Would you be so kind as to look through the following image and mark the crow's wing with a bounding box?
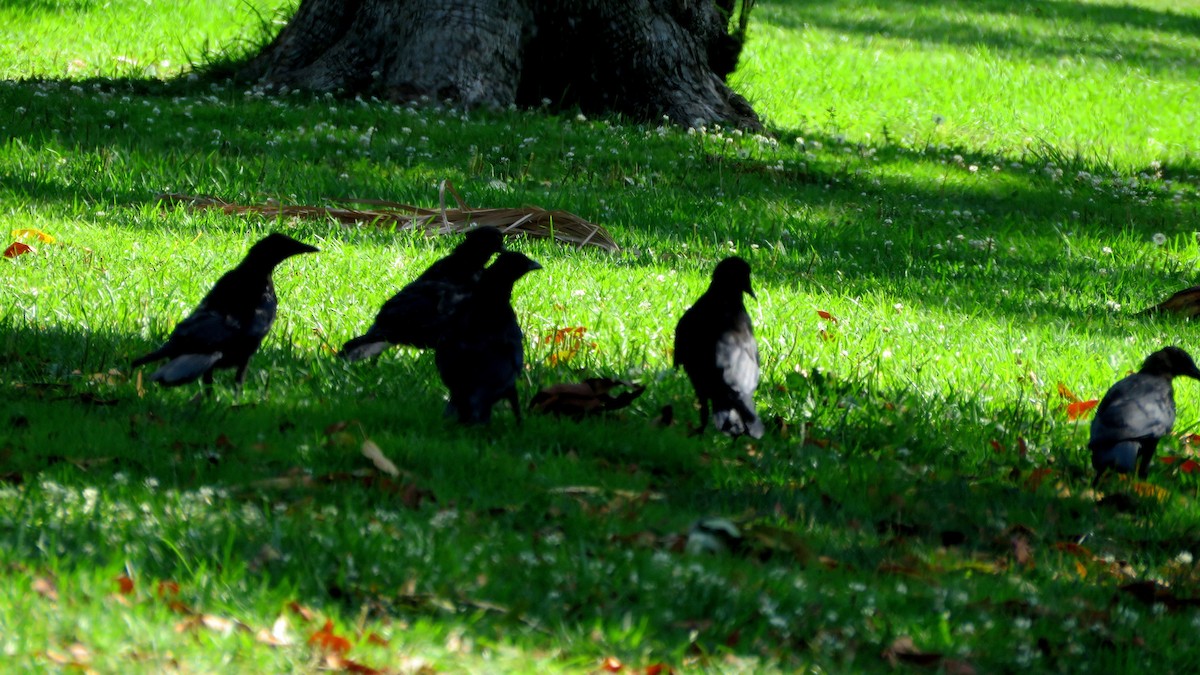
[1089,374,1175,449]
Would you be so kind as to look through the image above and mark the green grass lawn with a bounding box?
[4,0,1200,672]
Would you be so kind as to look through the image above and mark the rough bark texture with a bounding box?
[238,0,760,129]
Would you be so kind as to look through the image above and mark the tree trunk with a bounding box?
[236,0,761,130]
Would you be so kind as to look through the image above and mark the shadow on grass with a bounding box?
[5,318,1198,668]
[762,0,1200,74]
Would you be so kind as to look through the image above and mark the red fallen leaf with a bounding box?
[602,656,624,672]
[1053,542,1093,558]
[157,580,180,597]
[1025,467,1055,491]
[3,242,32,258]
[989,439,1003,453]
[309,619,352,654]
[816,310,838,323]
[1185,434,1200,446]
[116,575,135,595]
[1066,399,1099,421]
[1182,460,1200,474]
[645,664,674,675]
[1161,456,1179,465]
[1056,382,1080,402]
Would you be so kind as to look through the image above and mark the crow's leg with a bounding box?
[689,398,710,437]
[1136,439,1159,479]
[506,386,522,425]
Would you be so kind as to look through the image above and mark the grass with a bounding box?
[3,0,1200,672]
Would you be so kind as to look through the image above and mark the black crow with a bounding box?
[674,256,764,439]
[339,226,505,360]
[434,251,541,424]
[1090,346,1200,483]
[131,232,318,388]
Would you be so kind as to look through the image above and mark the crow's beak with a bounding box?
[529,260,544,271]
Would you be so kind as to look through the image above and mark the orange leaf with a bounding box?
[1185,434,1200,446]
[3,242,32,258]
[1183,460,1200,474]
[1075,559,1088,579]
[1056,382,1080,402]
[288,601,317,622]
[645,665,674,675]
[602,656,624,672]
[365,632,389,646]
[309,619,352,654]
[116,575,135,595]
[1066,399,1099,420]
[816,310,838,323]
[157,580,180,597]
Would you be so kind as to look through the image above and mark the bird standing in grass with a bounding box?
[131,232,319,388]
[674,256,764,439]
[435,251,541,425]
[1089,346,1200,484]
[339,226,505,360]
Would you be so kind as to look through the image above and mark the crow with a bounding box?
[674,256,764,439]
[131,232,318,388]
[434,251,541,424]
[339,226,505,360]
[1090,346,1200,484]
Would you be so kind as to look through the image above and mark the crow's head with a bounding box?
[249,232,319,266]
[1142,346,1200,380]
[712,256,755,299]
[456,226,506,259]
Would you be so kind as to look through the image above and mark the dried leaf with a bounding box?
[1182,459,1200,474]
[32,576,58,602]
[1011,535,1034,567]
[12,228,55,243]
[989,439,1003,453]
[1056,382,1080,403]
[530,378,645,419]
[256,615,295,646]
[1132,480,1169,501]
[157,580,180,597]
[361,439,399,477]
[601,656,624,672]
[323,654,383,674]
[815,309,838,323]
[3,242,32,258]
[289,601,317,622]
[881,636,942,667]
[1066,399,1099,420]
[645,663,674,675]
[156,183,620,252]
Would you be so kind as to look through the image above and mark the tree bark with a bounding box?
[236,0,760,130]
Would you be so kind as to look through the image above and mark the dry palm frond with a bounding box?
[155,181,619,252]
[1143,285,1200,317]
